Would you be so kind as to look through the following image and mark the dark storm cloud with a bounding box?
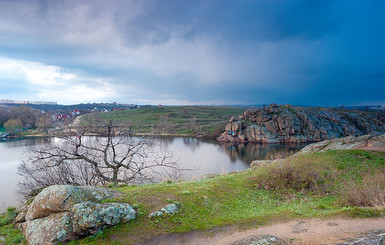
[0,0,384,105]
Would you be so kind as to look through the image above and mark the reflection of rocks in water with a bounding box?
[221,142,309,164]
[182,137,201,152]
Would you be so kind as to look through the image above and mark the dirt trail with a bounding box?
[143,217,385,245]
[354,145,385,152]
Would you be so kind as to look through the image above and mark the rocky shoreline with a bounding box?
[250,133,385,168]
[218,104,385,144]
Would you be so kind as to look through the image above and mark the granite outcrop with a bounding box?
[218,104,385,143]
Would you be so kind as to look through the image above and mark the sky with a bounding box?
[0,0,384,106]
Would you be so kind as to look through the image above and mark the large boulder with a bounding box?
[21,212,74,245]
[26,185,122,220]
[72,202,135,236]
[17,185,135,245]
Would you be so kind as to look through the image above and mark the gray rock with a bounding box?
[71,202,136,235]
[295,134,384,156]
[26,185,121,220]
[18,185,134,245]
[149,203,179,217]
[149,211,164,217]
[231,234,287,245]
[335,229,385,245]
[14,205,28,223]
[218,104,385,143]
[161,203,179,215]
[21,212,74,245]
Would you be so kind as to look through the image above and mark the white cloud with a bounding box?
[0,56,114,104]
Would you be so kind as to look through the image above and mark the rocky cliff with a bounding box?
[218,104,385,143]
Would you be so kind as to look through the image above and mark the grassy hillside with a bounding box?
[1,149,384,245]
[83,106,245,137]
[69,150,385,244]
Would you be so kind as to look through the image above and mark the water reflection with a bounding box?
[0,136,308,212]
[220,142,309,164]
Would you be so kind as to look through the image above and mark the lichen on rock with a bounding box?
[71,202,136,235]
[25,185,122,220]
[149,203,179,217]
[16,185,135,245]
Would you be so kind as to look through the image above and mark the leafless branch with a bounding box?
[18,115,180,198]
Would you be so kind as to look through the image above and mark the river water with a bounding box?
[0,136,307,212]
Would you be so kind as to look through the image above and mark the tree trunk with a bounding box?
[112,169,119,186]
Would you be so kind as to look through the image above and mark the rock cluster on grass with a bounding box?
[335,229,385,245]
[149,203,179,217]
[231,234,287,245]
[249,133,385,168]
[295,133,385,155]
[15,185,136,245]
[218,103,385,143]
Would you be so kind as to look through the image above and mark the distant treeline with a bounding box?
[1,103,152,112]
[0,105,45,132]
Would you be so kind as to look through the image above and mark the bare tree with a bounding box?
[18,116,179,196]
[36,113,53,133]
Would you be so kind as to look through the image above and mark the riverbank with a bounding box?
[11,130,212,139]
[1,147,384,244]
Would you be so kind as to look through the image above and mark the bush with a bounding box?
[265,150,292,160]
[252,155,334,193]
[348,207,383,217]
[341,170,385,207]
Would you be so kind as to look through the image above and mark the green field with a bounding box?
[83,106,246,137]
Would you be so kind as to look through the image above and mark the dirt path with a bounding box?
[69,115,82,127]
[143,217,385,245]
[354,145,385,152]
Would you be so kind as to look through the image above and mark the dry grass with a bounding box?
[265,150,293,160]
[341,170,385,207]
[252,155,334,193]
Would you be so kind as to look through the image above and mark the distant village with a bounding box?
[0,99,57,105]
[0,99,153,123]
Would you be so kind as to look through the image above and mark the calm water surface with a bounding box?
[0,136,307,212]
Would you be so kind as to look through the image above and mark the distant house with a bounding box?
[71,110,80,117]
[53,113,69,121]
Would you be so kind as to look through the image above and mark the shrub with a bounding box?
[253,155,334,193]
[265,150,292,160]
[341,170,385,207]
[0,207,18,227]
[11,234,25,244]
[345,207,383,218]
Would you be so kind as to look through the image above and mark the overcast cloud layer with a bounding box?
[0,0,384,106]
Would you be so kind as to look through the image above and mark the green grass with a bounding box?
[0,207,26,245]
[82,106,245,137]
[66,149,385,244]
[3,149,385,245]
